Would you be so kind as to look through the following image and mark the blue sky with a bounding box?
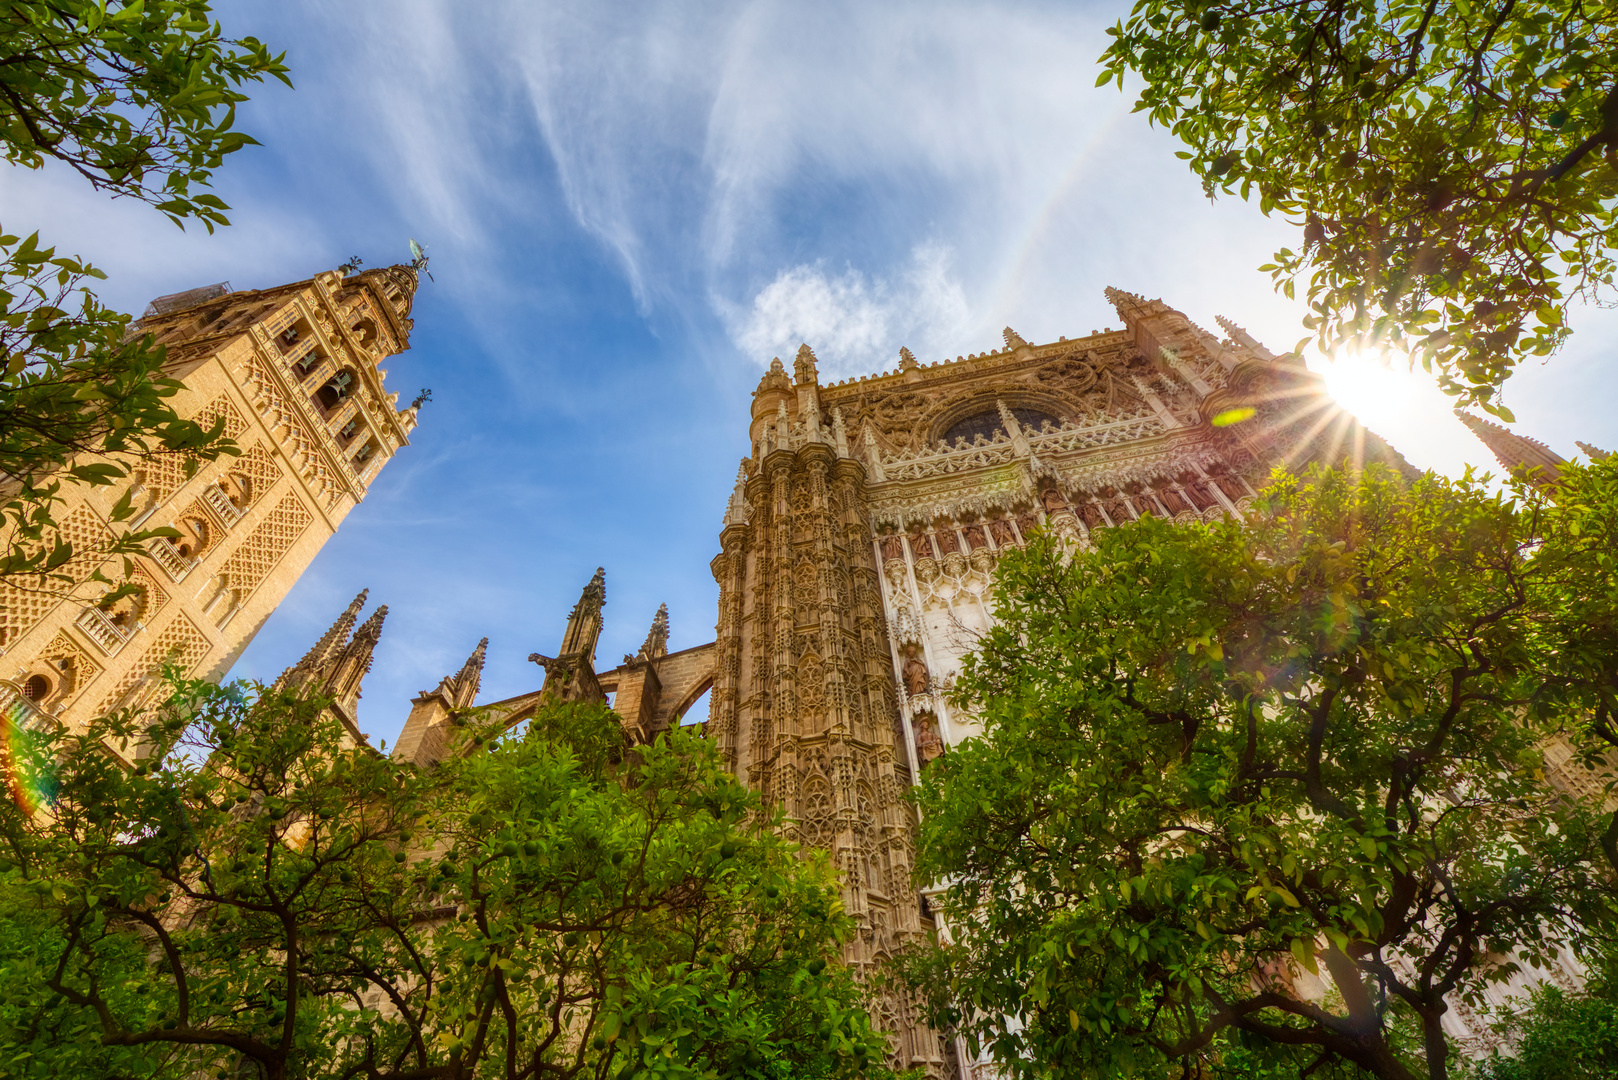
[5,1,1615,746]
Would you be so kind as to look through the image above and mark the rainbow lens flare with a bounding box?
[1,703,57,814]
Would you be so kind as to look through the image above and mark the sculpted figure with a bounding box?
[963,524,988,550]
[880,535,905,562]
[903,653,930,697]
[914,714,944,765]
[989,518,1015,546]
[934,529,960,556]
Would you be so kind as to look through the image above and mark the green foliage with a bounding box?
[0,681,895,1080]
[1099,0,1618,411]
[1470,959,1618,1080]
[900,462,1618,1080]
[0,0,291,228]
[0,0,283,595]
[0,231,237,590]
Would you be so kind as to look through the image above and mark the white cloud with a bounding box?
[727,243,971,377]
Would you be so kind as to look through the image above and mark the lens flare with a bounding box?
[1,703,57,814]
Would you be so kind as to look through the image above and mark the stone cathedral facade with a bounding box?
[382,286,1416,1076]
[0,264,423,749]
[705,288,1407,1075]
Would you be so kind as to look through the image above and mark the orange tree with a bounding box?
[1099,0,1618,412]
[0,0,291,592]
[0,684,893,1080]
[900,462,1618,1080]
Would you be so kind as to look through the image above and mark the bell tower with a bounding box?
[0,263,424,745]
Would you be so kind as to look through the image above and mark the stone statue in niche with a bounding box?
[963,524,988,550]
[1160,487,1192,515]
[914,713,944,765]
[902,649,930,697]
[934,529,960,556]
[880,535,905,562]
[910,533,936,560]
[989,518,1016,546]
[1040,486,1068,513]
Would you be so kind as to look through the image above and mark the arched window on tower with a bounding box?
[22,674,50,703]
[314,369,355,414]
[173,517,211,561]
[219,473,253,511]
[351,316,379,349]
[295,347,327,380]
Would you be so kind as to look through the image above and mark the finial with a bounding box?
[724,460,751,526]
[862,424,887,482]
[1577,441,1612,461]
[831,407,849,457]
[1002,327,1028,350]
[997,399,1031,456]
[794,343,819,385]
[754,357,792,397]
[354,604,388,641]
[899,347,918,371]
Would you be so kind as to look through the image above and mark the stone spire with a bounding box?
[1456,411,1565,484]
[274,589,367,691]
[559,568,607,662]
[724,461,751,526]
[638,604,669,661]
[1002,326,1028,350]
[444,637,487,709]
[1214,315,1279,361]
[1577,441,1612,462]
[324,604,387,716]
[530,568,609,704]
[272,593,386,744]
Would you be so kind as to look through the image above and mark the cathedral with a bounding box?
[7,262,1607,1072]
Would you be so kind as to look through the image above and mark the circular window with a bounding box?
[941,407,1060,447]
[22,674,50,702]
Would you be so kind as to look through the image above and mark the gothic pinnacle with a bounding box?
[1577,441,1612,461]
[794,343,819,385]
[275,589,368,690]
[639,603,669,661]
[1456,411,1566,484]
